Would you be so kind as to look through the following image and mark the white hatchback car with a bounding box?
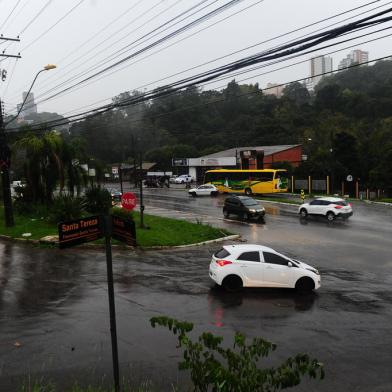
[188,184,218,197]
[174,174,193,184]
[209,244,320,292]
[299,197,353,221]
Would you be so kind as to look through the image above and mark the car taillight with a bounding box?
[216,260,232,267]
[348,203,352,207]
[334,205,343,209]
[275,184,277,189]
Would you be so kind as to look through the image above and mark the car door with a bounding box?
[308,200,323,215]
[261,252,294,287]
[235,251,263,286]
[230,199,241,215]
[196,185,208,195]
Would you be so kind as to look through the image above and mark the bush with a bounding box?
[111,206,134,220]
[49,194,85,223]
[151,316,324,391]
[84,186,112,215]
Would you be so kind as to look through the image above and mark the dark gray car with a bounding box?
[223,195,265,221]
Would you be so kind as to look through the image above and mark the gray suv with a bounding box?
[223,195,265,221]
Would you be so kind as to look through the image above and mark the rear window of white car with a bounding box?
[215,248,230,258]
[237,251,260,262]
[334,200,348,206]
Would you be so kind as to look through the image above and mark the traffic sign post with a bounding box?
[121,192,137,210]
[58,212,137,392]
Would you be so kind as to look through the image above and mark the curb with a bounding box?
[0,233,240,251]
[140,234,241,250]
[363,200,392,207]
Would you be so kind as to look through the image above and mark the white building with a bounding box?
[264,83,284,98]
[16,92,37,118]
[338,49,369,70]
[309,56,333,89]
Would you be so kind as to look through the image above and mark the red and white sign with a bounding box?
[121,192,137,211]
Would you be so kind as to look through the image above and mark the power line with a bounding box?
[5,0,178,101]
[9,54,391,134]
[0,0,23,31]
[21,0,87,52]
[1,0,30,33]
[19,0,53,35]
[7,6,392,130]
[28,0,199,98]
[30,0,242,104]
[25,0,389,109]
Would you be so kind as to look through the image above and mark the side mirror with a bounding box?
[288,262,293,267]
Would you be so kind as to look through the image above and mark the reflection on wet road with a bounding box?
[0,189,392,391]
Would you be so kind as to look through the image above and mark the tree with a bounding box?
[151,316,324,392]
[282,82,310,106]
[13,131,64,203]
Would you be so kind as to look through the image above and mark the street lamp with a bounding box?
[8,64,57,123]
[0,64,57,227]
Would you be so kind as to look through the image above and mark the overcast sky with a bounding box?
[0,0,391,118]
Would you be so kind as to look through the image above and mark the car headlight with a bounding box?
[306,267,320,275]
[249,209,256,213]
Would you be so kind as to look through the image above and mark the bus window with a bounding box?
[250,172,273,182]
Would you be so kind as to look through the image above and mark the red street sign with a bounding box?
[121,192,137,210]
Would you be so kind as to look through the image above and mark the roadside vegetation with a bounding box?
[17,316,324,392]
[0,195,231,247]
[5,60,392,199]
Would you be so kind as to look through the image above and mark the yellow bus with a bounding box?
[204,169,288,195]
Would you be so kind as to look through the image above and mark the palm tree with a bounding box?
[61,138,88,196]
[13,131,64,204]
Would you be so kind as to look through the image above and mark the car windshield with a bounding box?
[242,199,259,206]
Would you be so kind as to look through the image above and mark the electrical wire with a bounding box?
[0,0,30,33]
[39,0,264,115]
[26,0,390,108]
[0,0,23,31]
[7,6,392,128]
[21,0,87,52]
[3,0,392,121]
[59,30,392,120]
[7,54,391,133]
[30,0,243,104]
[19,0,53,35]
[28,0,203,97]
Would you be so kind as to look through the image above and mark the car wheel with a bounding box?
[326,211,335,221]
[257,215,265,223]
[244,187,252,196]
[191,192,196,197]
[211,191,218,197]
[222,275,243,292]
[300,208,308,218]
[242,212,249,220]
[295,277,315,293]
[223,209,230,218]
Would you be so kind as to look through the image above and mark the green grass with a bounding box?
[0,207,231,247]
[132,212,230,247]
[379,198,392,203]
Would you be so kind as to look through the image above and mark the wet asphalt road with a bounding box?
[1,188,392,391]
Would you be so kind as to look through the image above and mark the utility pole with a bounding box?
[138,149,145,229]
[0,35,21,227]
[0,101,14,226]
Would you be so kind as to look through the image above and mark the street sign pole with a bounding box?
[103,215,120,392]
